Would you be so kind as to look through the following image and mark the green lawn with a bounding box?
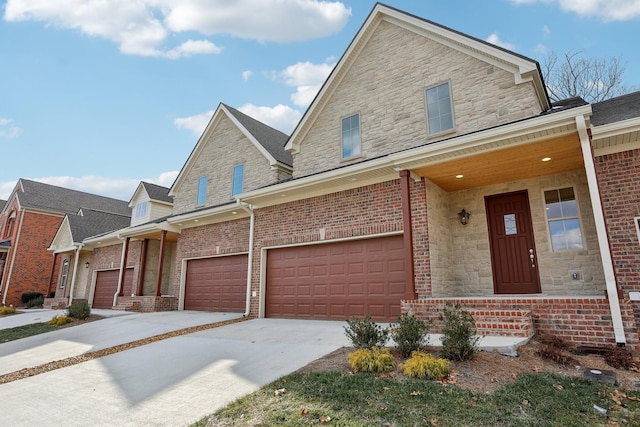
[195,371,640,426]
[0,322,60,343]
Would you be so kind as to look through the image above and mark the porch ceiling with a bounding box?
[413,134,584,191]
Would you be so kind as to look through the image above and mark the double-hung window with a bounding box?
[232,164,244,196]
[544,187,584,251]
[425,82,455,135]
[341,113,361,159]
[196,176,207,206]
[135,202,148,218]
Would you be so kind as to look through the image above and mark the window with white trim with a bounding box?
[232,164,244,196]
[425,82,454,135]
[59,259,69,288]
[196,176,207,206]
[544,187,584,251]
[341,113,361,159]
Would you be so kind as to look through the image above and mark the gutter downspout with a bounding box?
[576,114,627,346]
[113,236,129,307]
[239,202,255,317]
[67,244,83,305]
[2,210,25,306]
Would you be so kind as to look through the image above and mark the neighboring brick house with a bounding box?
[64,4,639,349]
[0,179,130,307]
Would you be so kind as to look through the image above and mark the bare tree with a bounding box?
[541,50,632,103]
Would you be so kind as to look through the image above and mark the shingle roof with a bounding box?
[591,91,640,126]
[222,103,293,166]
[141,182,172,203]
[17,179,131,217]
[68,209,131,242]
[0,199,5,212]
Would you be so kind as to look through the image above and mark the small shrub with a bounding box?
[536,345,577,366]
[0,306,16,315]
[605,347,635,370]
[348,347,396,373]
[439,303,480,361]
[344,315,389,349]
[48,315,74,326]
[536,334,571,350]
[21,291,44,307]
[391,313,431,357]
[402,351,451,380]
[25,295,44,308]
[67,300,91,320]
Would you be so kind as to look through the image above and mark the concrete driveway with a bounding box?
[0,311,349,427]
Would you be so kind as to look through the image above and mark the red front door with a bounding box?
[485,191,541,294]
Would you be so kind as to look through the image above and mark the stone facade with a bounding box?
[172,113,286,215]
[292,20,542,178]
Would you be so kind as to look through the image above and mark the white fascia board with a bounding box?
[82,230,122,246]
[48,244,80,254]
[166,201,246,225]
[591,117,640,140]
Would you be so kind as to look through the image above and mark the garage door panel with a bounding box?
[184,255,247,312]
[93,269,134,309]
[266,235,405,321]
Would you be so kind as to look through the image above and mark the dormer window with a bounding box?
[135,202,148,218]
[232,164,244,196]
[341,113,361,159]
[425,82,455,135]
[196,176,207,206]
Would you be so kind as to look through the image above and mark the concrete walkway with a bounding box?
[0,317,349,427]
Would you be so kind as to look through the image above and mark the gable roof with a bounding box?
[285,2,549,153]
[12,179,131,217]
[0,199,5,212]
[141,182,172,203]
[68,209,132,242]
[591,91,640,126]
[169,103,292,197]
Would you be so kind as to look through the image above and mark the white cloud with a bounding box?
[0,181,17,200]
[485,33,516,51]
[3,0,350,58]
[542,25,551,37]
[510,0,640,21]
[534,43,548,54]
[174,110,215,136]
[280,61,335,107]
[0,118,22,138]
[238,104,302,134]
[163,0,351,42]
[242,70,253,81]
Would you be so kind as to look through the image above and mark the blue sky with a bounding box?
[1,0,639,201]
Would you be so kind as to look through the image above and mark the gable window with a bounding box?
[232,164,244,196]
[425,82,454,135]
[59,259,69,289]
[4,211,16,238]
[135,202,148,218]
[341,113,361,159]
[196,176,207,206]
[544,187,584,251]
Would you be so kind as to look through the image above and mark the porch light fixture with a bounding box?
[458,209,470,225]
[85,261,90,269]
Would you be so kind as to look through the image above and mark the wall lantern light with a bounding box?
[458,209,471,225]
[85,261,90,269]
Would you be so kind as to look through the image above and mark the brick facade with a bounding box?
[595,148,640,328]
[0,208,63,307]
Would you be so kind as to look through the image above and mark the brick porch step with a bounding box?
[467,309,534,338]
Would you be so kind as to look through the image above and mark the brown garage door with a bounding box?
[266,235,405,321]
[93,269,134,309]
[184,255,247,311]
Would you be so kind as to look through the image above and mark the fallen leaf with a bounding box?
[411,391,422,396]
[553,384,563,391]
[301,409,309,416]
[512,373,517,379]
[532,366,541,372]
[430,418,438,426]
[610,404,622,412]
[522,400,529,406]
[274,388,287,396]
[320,415,331,423]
